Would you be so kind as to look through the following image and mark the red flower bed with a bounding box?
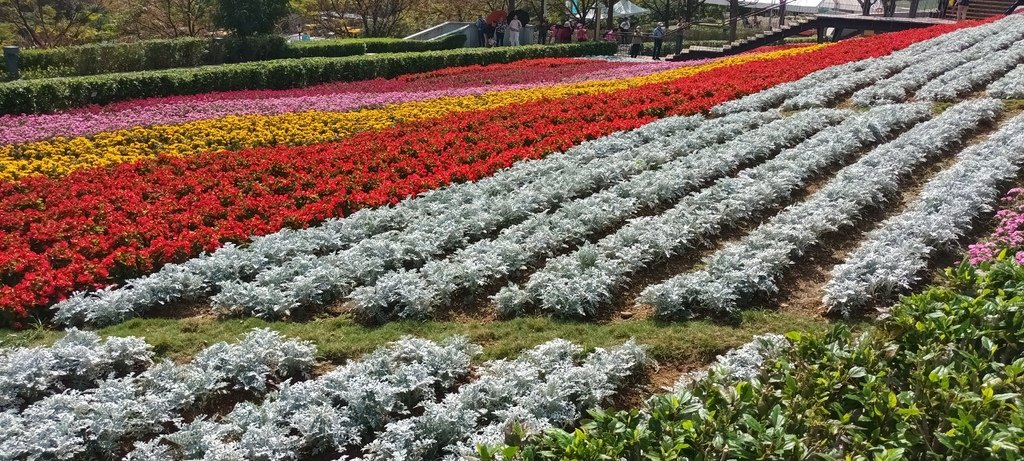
[0,22,978,322]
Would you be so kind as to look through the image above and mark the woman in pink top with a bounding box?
[575,23,588,41]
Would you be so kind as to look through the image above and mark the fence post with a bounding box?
[3,46,18,81]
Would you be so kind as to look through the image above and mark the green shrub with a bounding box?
[284,40,367,59]
[13,35,470,79]
[0,42,616,114]
[213,0,290,36]
[221,35,288,63]
[19,38,211,78]
[488,254,1024,459]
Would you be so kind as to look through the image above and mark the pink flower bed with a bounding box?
[0,58,699,145]
[968,187,1024,265]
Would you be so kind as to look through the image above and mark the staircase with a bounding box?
[674,16,816,60]
[671,13,955,61]
[941,0,1017,19]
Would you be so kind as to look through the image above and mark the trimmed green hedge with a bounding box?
[14,35,469,80]
[0,41,616,114]
[288,34,468,57]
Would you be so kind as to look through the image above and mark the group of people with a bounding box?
[474,13,669,60]
[475,15,524,47]
[625,21,667,60]
[544,20,591,44]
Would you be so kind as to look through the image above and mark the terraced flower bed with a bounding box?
[2,14,1024,460]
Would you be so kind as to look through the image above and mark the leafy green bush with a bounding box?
[13,35,470,79]
[283,40,367,59]
[488,253,1024,460]
[213,0,290,36]
[0,42,616,114]
[19,38,211,78]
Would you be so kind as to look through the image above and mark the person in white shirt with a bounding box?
[508,17,523,46]
[651,22,665,60]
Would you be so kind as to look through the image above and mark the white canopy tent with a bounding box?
[577,0,650,20]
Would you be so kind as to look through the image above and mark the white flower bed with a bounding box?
[507,103,931,319]
[0,329,316,460]
[207,112,772,320]
[0,329,152,411]
[0,330,644,461]
[363,339,647,461]
[916,38,1024,101]
[988,63,1024,99]
[823,112,1024,316]
[850,17,1019,106]
[673,334,788,390]
[127,336,479,460]
[779,58,907,110]
[641,98,1002,319]
[714,15,1014,115]
[349,109,849,322]
[709,62,861,115]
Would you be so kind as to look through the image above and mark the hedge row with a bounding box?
[288,35,467,57]
[15,35,468,79]
[0,41,616,115]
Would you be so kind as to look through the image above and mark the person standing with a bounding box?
[538,18,549,44]
[484,21,496,46]
[575,23,588,42]
[619,18,631,44]
[651,22,665,60]
[496,20,507,46]
[955,0,970,19]
[476,15,487,47]
[630,27,643,58]
[508,16,522,45]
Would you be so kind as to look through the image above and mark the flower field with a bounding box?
[0,19,977,320]
[3,13,1024,459]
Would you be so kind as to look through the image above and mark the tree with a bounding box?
[407,0,500,25]
[635,0,706,23]
[213,0,289,35]
[565,0,601,24]
[298,0,413,37]
[348,0,414,36]
[110,0,213,38]
[0,0,106,47]
[601,0,613,31]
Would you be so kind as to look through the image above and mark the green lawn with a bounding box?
[0,310,838,366]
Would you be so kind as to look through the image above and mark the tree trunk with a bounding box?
[605,0,615,32]
[729,0,738,42]
[909,0,919,16]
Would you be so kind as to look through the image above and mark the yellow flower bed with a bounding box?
[0,45,826,182]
